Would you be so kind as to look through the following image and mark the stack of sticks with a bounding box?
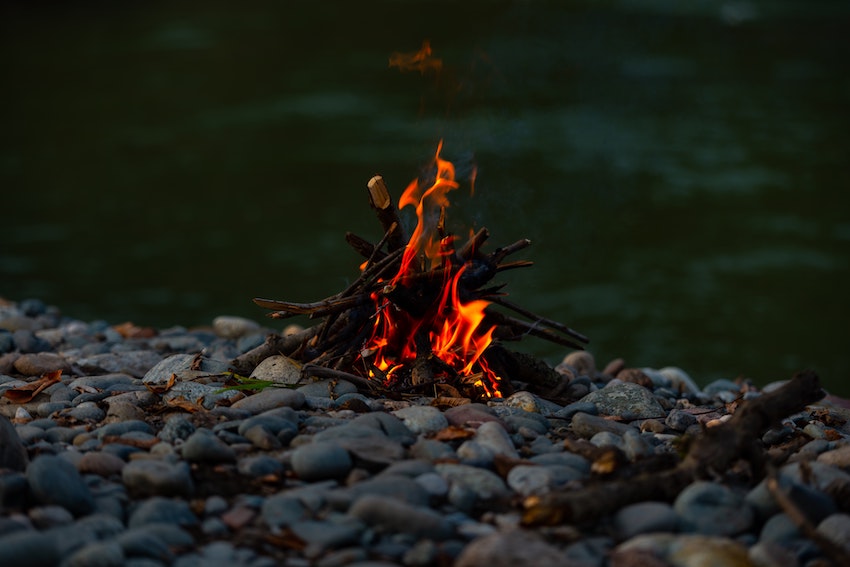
[234,175,588,398]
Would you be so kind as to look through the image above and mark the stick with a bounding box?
[368,175,406,251]
[301,363,382,394]
[485,310,588,350]
[489,296,589,344]
[490,238,532,264]
[253,295,372,318]
[766,466,850,565]
[345,232,386,261]
[459,227,489,261]
[229,327,320,376]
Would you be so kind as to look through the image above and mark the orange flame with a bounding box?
[361,142,501,398]
[389,40,443,75]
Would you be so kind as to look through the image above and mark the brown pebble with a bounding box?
[617,368,654,388]
[221,505,256,530]
[602,358,626,378]
[78,452,127,477]
[562,351,596,377]
[640,419,666,434]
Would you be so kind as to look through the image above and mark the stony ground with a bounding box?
[1,297,849,567]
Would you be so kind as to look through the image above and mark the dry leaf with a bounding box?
[2,369,63,403]
[145,373,178,395]
[165,396,205,413]
[431,425,475,441]
[431,396,471,409]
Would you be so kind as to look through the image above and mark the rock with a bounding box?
[249,354,302,385]
[562,351,596,377]
[26,455,95,516]
[212,315,261,339]
[0,530,61,567]
[77,451,127,477]
[261,494,308,529]
[570,412,637,438]
[291,441,353,481]
[817,513,850,553]
[141,353,229,386]
[127,496,198,529]
[455,528,567,567]
[349,494,454,539]
[435,463,509,503]
[674,481,754,536]
[506,464,583,497]
[180,429,236,463]
[65,541,125,567]
[392,405,448,435]
[76,350,163,378]
[297,378,358,398]
[229,387,305,413]
[0,414,28,471]
[579,382,665,419]
[122,460,194,498]
[12,352,71,376]
[472,420,519,459]
[444,404,503,428]
[614,501,679,540]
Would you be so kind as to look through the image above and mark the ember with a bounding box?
[246,142,588,401]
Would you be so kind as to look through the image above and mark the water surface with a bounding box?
[3,1,848,394]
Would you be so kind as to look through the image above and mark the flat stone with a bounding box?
[180,429,236,463]
[349,494,454,540]
[570,412,638,439]
[392,405,449,435]
[578,382,665,419]
[12,352,72,376]
[76,350,163,378]
[229,387,305,413]
[614,501,679,540]
[127,496,198,529]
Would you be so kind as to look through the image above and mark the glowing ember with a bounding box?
[360,142,501,397]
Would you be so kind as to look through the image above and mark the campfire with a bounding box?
[239,142,588,401]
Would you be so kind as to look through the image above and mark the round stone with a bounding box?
[290,441,353,481]
[26,455,95,516]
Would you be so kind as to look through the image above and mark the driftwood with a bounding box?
[522,370,826,526]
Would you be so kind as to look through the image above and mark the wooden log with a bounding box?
[521,370,826,526]
[367,175,407,251]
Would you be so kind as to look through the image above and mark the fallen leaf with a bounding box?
[145,373,178,395]
[2,369,63,403]
[431,425,475,441]
[164,396,205,413]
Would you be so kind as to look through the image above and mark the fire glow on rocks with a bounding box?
[249,140,589,401]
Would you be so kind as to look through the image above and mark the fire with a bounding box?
[360,142,501,398]
[389,40,442,75]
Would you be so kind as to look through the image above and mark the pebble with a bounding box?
[1,297,848,567]
[27,454,95,516]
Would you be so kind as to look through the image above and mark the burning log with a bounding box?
[242,143,589,400]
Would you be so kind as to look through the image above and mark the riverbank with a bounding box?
[1,297,849,566]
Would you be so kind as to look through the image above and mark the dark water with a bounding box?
[3,1,849,395]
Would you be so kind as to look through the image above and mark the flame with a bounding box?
[360,142,501,398]
[389,40,442,75]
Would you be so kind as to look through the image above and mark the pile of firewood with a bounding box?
[231,171,588,401]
